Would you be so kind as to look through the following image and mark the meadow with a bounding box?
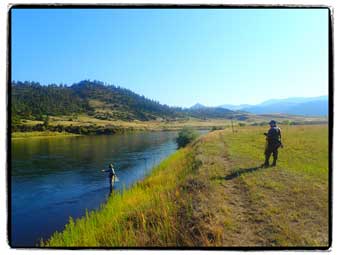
[43,124,329,247]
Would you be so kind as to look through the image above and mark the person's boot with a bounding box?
[263,158,270,168]
[271,158,277,167]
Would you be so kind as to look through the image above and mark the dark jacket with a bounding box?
[266,126,282,148]
[104,167,116,178]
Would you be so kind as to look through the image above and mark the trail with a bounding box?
[184,132,272,246]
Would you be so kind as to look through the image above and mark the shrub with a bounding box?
[176,127,199,148]
[211,126,223,132]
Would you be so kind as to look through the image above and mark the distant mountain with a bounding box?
[258,96,328,106]
[188,103,238,119]
[190,103,206,110]
[282,100,328,116]
[241,96,328,116]
[219,104,252,111]
[187,106,234,119]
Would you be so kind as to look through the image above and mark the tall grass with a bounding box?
[43,147,198,247]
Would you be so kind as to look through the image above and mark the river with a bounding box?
[10,130,207,247]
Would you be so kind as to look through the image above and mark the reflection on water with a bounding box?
[11,131,195,247]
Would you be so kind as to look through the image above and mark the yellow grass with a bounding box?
[11,131,81,139]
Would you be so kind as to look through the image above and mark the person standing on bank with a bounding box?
[263,120,283,167]
[101,163,116,190]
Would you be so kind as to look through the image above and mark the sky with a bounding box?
[11,8,329,107]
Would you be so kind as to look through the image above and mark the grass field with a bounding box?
[43,124,329,247]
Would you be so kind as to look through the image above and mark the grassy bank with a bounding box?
[12,117,229,138]
[11,131,81,139]
[43,124,329,247]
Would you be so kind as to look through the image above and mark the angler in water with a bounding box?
[263,120,283,167]
[101,163,117,191]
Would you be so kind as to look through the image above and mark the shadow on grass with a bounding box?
[212,165,264,181]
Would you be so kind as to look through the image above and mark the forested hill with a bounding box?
[11,80,236,121]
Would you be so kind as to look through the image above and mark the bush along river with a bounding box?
[10,130,207,247]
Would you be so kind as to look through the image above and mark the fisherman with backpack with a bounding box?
[263,120,283,167]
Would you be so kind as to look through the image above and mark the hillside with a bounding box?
[43,125,328,247]
[11,80,238,123]
[12,80,183,122]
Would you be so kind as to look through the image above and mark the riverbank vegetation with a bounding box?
[43,124,329,247]
[176,127,199,148]
[11,131,81,139]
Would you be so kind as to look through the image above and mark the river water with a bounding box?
[11,131,206,247]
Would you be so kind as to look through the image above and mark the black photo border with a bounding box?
[6,3,334,251]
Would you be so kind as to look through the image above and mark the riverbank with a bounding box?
[43,125,329,247]
[12,117,229,138]
[11,131,82,139]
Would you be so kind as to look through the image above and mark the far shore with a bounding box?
[11,131,82,139]
[11,117,230,139]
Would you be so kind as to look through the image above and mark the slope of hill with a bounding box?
[70,80,184,121]
[11,81,91,118]
[12,80,184,121]
[11,80,239,123]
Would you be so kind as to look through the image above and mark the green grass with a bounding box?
[224,125,328,179]
[11,131,80,139]
[42,124,329,247]
[219,125,329,246]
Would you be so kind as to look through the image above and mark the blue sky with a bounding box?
[11,8,329,107]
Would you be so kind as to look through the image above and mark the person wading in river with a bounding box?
[263,120,283,167]
[101,163,116,190]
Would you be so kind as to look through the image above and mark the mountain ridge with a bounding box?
[219,95,328,116]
